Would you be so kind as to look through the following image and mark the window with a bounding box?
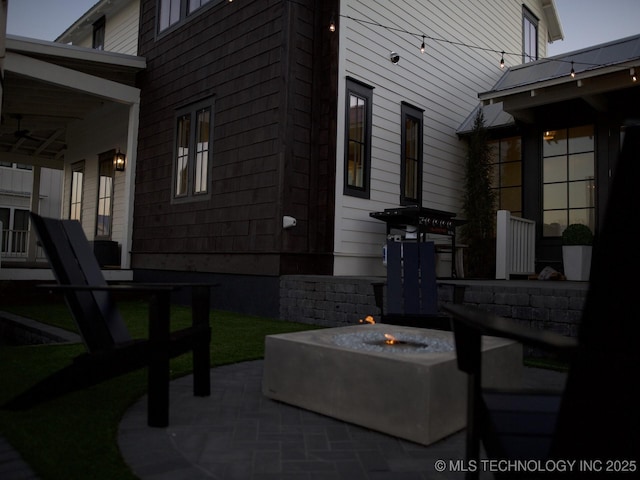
[70,163,84,221]
[92,16,105,50]
[173,98,214,201]
[489,136,522,216]
[542,125,596,237]
[158,0,214,32]
[523,7,538,63]
[96,152,115,238]
[344,79,373,198]
[400,103,423,205]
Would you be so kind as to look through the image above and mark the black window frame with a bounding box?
[522,6,539,63]
[400,102,424,206]
[70,161,85,221]
[92,16,105,50]
[96,150,115,239]
[171,97,215,203]
[157,0,220,34]
[344,78,373,199]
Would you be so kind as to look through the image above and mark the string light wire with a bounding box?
[336,13,619,73]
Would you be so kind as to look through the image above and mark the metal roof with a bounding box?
[457,102,515,135]
[480,33,640,101]
[457,34,640,132]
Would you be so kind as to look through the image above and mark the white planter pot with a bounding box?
[562,245,592,281]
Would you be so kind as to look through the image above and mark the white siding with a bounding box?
[104,0,140,55]
[67,0,139,55]
[334,0,552,276]
[0,167,62,218]
[63,102,130,246]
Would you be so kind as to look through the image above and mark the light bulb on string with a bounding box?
[500,51,505,69]
[329,15,336,32]
[420,35,426,54]
[570,61,576,78]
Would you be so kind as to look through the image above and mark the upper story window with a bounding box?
[172,98,214,202]
[523,7,538,63]
[400,102,423,206]
[344,78,373,199]
[158,0,214,32]
[92,16,105,50]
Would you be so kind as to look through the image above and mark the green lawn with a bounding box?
[0,301,321,480]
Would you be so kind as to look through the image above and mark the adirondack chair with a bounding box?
[443,124,640,478]
[3,213,212,427]
[374,240,452,330]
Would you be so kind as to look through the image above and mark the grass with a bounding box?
[0,301,322,480]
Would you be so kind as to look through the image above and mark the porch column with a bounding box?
[120,101,140,269]
[27,165,42,262]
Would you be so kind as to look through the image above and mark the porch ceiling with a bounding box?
[0,35,145,170]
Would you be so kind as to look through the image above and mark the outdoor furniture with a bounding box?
[3,213,212,427]
[374,240,452,330]
[444,304,577,478]
[443,124,640,478]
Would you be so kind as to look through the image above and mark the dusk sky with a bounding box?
[6,0,640,56]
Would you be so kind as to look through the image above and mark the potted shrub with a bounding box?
[561,224,593,281]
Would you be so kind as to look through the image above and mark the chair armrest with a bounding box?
[36,283,218,293]
[37,284,177,293]
[443,304,578,355]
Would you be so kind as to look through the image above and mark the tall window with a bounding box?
[489,136,522,216]
[96,152,114,238]
[523,7,538,63]
[173,99,214,201]
[158,0,214,32]
[344,79,373,198]
[400,103,423,205]
[542,125,595,237]
[92,16,105,50]
[70,163,84,221]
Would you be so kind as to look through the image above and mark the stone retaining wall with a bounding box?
[280,275,588,337]
[458,282,587,337]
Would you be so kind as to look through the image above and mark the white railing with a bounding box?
[1,228,44,260]
[495,210,536,279]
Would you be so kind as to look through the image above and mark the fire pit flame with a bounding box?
[359,315,376,324]
[384,333,397,345]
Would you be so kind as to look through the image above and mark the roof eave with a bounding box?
[5,34,146,70]
[479,60,639,104]
[542,0,564,42]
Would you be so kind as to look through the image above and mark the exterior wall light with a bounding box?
[114,149,126,172]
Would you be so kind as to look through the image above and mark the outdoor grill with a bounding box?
[369,205,466,277]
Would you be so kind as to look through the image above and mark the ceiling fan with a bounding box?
[12,115,39,141]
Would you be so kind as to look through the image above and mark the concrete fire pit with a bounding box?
[263,324,522,446]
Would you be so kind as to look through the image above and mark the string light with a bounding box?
[631,68,637,82]
[332,13,613,72]
[420,35,426,54]
[329,14,336,33]
[570,61,576,78]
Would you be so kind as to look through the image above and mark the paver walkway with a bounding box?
[119,360,567,480]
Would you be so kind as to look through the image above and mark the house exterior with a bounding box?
[132,0,563,316]
[0,0,143,275]
[460,34,640,269]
